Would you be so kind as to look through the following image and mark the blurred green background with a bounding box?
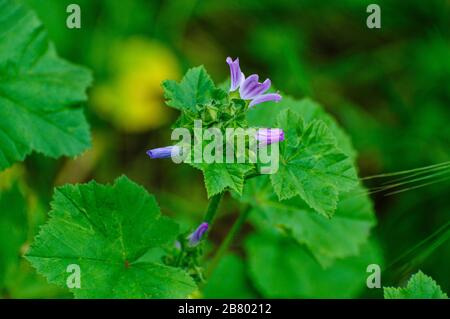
[1,0,449,298]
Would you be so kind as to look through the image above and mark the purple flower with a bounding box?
[187,222,209,247]
[146,146,180,159]
[226,56,282,107]
[256,128,285,146]
[226,57,244,92]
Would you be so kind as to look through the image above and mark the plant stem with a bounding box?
[206,205,251,278]
[203,193,223,224]
[176,194,223,267]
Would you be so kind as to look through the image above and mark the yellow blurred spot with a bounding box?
[91,38,180,132]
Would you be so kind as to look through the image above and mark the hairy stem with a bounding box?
[206,205,251,278]
[203,193,223,224]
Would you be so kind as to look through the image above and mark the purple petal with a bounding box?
[240,76,272,100]
[146,146,180,159]
[256,128,285,146]
[226,57,244,92]
[187,222,209,246]
[239,74,259,99]
[246,79,271,99]
[249,93,282,107]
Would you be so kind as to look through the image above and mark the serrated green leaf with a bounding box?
[0,0,92,171]
[270,109,358,217]
[191,162,253,198]
[203,254,258,299]
[240,176,376,267]
[246,231,382,298]
[162,66,216,112]
[247,96,356,160]
[384,271,448,299]
[26,176,196,298]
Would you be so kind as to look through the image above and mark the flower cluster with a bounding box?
[147,58,285,159]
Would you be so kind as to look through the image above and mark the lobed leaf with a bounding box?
[162,66,216,112]
[247,96,356,160]
[26,176,196,298]
[270,109,358,217]
[384,271,448,299]
[0,0,92,171]
[241,176,376,267]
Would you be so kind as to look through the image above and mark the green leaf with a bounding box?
[203,254,258,299]
[26,176,196,298]
[246,231,382,298]
[0,184,27,287]
[384,271,448,299]
[0,0,92,171]
[247,96,356,160]
[191,162,253,198]
[162,66,216,112]
[241,176,376,267]
[270,109,358,217]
